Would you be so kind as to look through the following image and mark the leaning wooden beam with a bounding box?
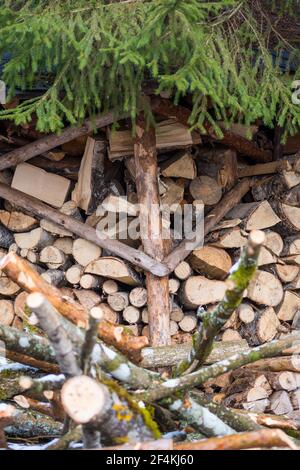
[150,96,272,163]
[137,332,300,402]
[164,178,253,272]
[0,111,127,171]
[0,183,169,277]
[175,231,264,375]
[175,429,297,450]
[134,113,171,346]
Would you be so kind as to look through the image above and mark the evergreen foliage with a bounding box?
[0,0,299,137]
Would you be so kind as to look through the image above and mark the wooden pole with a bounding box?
[134,113,171,346]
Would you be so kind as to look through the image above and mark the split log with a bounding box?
[134,113,170,346]
[0,110,123,170]
[15,227,54,250]
[85,257,141,286]
[0,275,21,296]
[160,151,196,180]
[160,177,185,207]
[240,307,280,346]
[72,137,109,214]
[264,230,284,256]
[275,264,299,283]
[209,227,247,249]
[39,246,69,270]
[164,178,253,272]
[73,290,101,311]
[0,299,14,325]
[237,303,255,324]
[277,291,300,322]
[40,200,82,237]
[226,201,280,231]
[266,371,299,392]
[238,160,290,178]
[129,287,148,308]
[107,292,129,312]
[274,202,300,235]
[269,391,293,415]
[0,183,169,277]
[222,329,243,342]
[180,276,226,309]
[188,246,232,280]
[189,176,222,206]
[246,270,284,307]
[12,163,71,208]
[53,237,74,255]
[0,210,38,233]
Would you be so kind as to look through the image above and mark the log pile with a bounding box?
[0,100,300,450]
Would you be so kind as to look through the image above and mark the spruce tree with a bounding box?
[0,0,299,139]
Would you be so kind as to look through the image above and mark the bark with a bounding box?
[137,332,300,402]
[26,293,82,377]
[134,112,170,346]
[4,408,62,439]
[139,340,249,368]
[46,426,82,450]
[175,231,264,375]
[175,429,296,450]
[0,183,169,277]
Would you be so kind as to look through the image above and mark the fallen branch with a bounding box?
[0,184,169,277]
[0,111,127,171]
[175,230,264,375]
[175,429,297,450]
[137,332,300,402]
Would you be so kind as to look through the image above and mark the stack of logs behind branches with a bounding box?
[0,96,300,449]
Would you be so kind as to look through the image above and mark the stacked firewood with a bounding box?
[0,109,300,442]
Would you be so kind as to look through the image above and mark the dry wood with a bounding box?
[73,289,101,311]
[72,137,108,214]
[72,238,102,267]
[0,183,169,277]
[85,256,141,286]
[134,113,171,346]
[266,371,299,392]
[0,299,14,325]
[189,176,222,206]
[66,264,84,285]
[102,279,119,295]
[226,201,280,231]
[40,200,82,237]
[246,270,284,307]
[123,306,141,324]
[240,307,280,346]
[188,246,232,280]
[41,270,65,287]
[160,151,196,180]
[277,291,300,322]
[39,246,69,270]
[269,391,293,415]
[209,227,247,249]
[275,264,299,283]
[290,389,300,410]
[264,230,284,256]
[129,287,148,308]
[108,119,200,160]
[275,202,300,235]
[0,110,122,170]
[238,303,255,324]
[174,261,192,280]
[196,148,238,191]
[0,210,38,233]
[241,399,270,414]
[53,237,74,255]
[180,276,226,309]
[79,274,102,290]
[160,177,185,207]
[170,303,184,323]
[12,163,71,208]
[238,160,290,178]
[107,292,129,312]
[164,178,253,272]
[15,227,54,250]
[222,329,243,342]
[0,274,21,296]
[246,356,300,373]
[178,313,197,333]
[97,303,119,324]
[168,278,180,294]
